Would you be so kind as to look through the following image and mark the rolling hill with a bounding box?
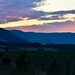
[10,30,75,44]
[0,28,28,43]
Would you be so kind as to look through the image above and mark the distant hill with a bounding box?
[10,30,75,44]
[0,28,28,43]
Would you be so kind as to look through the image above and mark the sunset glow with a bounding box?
[0,0,75,32]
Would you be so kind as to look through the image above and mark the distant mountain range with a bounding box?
[0,28,28,43]
[0,28,75,44]
[10,30,75,44]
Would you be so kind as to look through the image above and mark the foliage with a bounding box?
[2,57,11,66]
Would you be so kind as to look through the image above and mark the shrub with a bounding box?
[2,57,11,66]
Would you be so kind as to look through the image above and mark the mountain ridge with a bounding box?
[10,30,75,44]
[0,28,28,43]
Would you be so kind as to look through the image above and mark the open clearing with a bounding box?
[0,50,75,75]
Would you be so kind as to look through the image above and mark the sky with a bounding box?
[0,0,75,32]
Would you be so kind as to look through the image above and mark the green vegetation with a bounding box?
[0,50,75,75]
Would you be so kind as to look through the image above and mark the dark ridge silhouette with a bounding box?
[0,28,29,43]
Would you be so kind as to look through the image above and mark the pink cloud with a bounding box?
[6,21,75,33]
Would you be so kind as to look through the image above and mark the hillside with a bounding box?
[0,28,28,43]
[11,30,75,44]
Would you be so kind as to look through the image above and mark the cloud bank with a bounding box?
[0,0,75,32]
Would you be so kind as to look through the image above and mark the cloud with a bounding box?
[50,10,75,15]
[26,10,75,21]
[33,0,75,12]
[6,20,75,33]
[0,0,47,24]
[0,0,75,25]
[0,0,36,24]
[0,0,75,33]
[0,15,23,24]
[39,15,66,20]
[23,10,75,20]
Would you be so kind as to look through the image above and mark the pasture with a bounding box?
[0,50,75,75]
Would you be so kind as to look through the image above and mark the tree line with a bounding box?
[0,42,75,51]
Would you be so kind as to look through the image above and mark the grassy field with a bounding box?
[0,50,75,75]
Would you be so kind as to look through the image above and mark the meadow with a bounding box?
[0,50,75,75]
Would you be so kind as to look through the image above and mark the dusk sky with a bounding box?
[0,0,75,32]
